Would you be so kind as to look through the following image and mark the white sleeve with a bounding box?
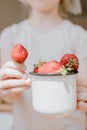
[0,24,16,66]
[72,26,87,60]
[0,24,16,50]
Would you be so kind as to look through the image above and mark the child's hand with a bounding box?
[0,61,31,103]
[77,78,87,112]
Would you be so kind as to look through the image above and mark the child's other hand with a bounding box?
[77,78,87,112]
[0,61,31,103]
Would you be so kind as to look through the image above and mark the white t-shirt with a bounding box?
[0,19,87,130]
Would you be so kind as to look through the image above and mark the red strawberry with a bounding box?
[38,61,63,74]
[33,61,46,73]
[11,44,28,63]
[60,54,79,70]
[33,67,38,73]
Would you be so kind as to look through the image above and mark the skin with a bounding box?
[0,61,31,103]
[0,0,87,113]
[23,0,63,29]
[77,59,87,112]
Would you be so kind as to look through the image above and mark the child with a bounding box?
[0,0,87,129]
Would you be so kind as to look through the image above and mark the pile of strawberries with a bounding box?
[11,44,79,75]
[33,54,79,75]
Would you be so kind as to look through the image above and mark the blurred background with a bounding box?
[0,0,87,130]
[0,0,87,32]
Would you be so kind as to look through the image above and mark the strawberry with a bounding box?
[11,44,28,63]
[60,54,79,70]
[33,61,46,73]
[38,61,63,74]
[33,67,38,73]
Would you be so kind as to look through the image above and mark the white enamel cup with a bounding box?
[30,72,77,114]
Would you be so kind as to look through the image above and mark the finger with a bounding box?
[77,78,87,88]
[0,78,31,90]
[77,101,87,112]
[0,68,28,80]
[2,61,26,72]
[77,86,87,93]
[10,86,30,92]
[77,93,87,101]
[1,86,29,95]
[0,86,30,102]
[0,90,23,102]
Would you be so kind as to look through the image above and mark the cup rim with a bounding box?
[29,71,78,76]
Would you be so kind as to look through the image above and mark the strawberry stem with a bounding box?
[60,68,74,76]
